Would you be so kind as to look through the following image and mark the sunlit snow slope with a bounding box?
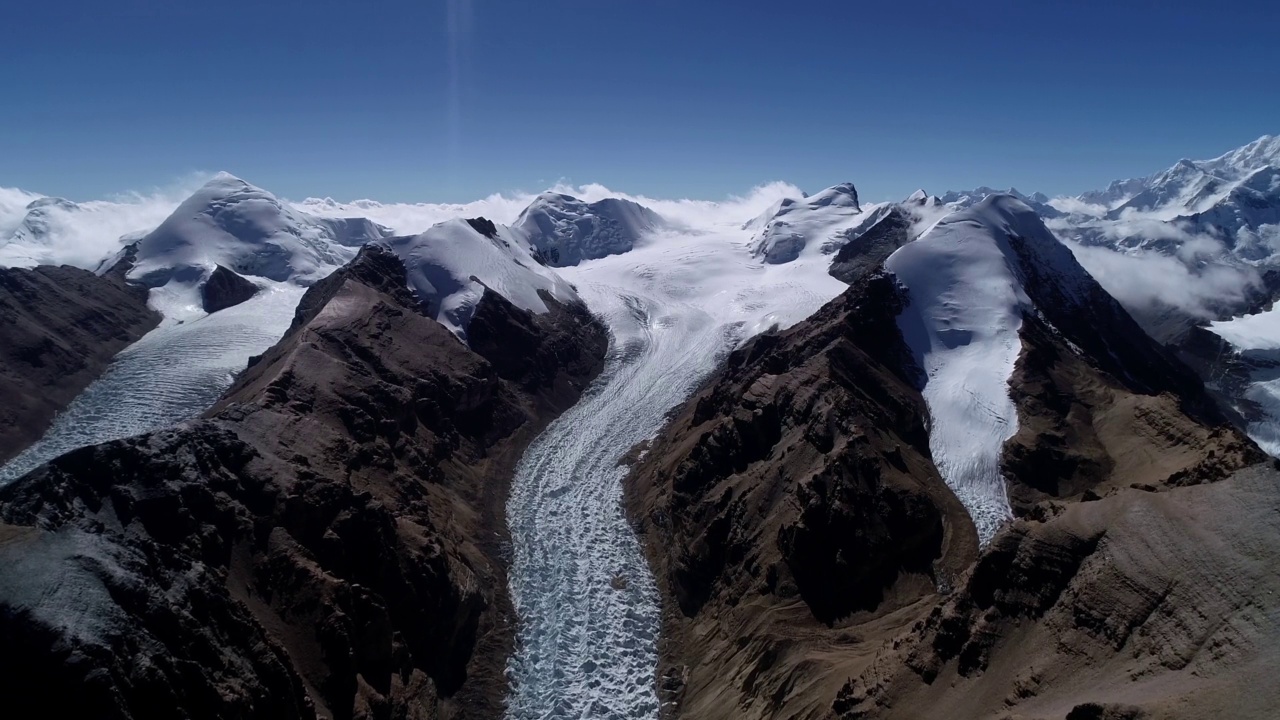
[504,216,848,718]
[885,197,1035,544]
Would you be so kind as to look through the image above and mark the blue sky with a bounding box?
[3,0,1277,203]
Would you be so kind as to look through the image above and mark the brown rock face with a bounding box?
[996,227,1264,514]
[0,245,608,719]
[625,272,978,720]
[834,465,1280,720]
[0,264,159,463]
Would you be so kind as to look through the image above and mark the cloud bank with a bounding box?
[1066,240,1260,321]
[294,180,805,236]
[2,175,804,271]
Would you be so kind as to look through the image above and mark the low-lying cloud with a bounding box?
[0,176,210,269]
[1067,240,1260,321]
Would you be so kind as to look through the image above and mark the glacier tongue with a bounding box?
[885,196,1033,545]
[0,283,304,485]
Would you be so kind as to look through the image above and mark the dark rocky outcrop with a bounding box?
[827,206,911,285]
[0,245,608,719]
[465,217,499,239]
[0,264,159,463]
[201,264,260,313]
[997,228,1263,516]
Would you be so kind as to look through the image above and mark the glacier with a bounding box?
[504,210,848,718]
[0,283,305,484]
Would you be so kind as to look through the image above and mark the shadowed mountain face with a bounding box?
[0,245,608,719]
[0,264,159,463]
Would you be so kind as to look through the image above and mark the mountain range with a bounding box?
[1,136,1279,719]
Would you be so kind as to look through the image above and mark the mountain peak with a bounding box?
[513,192,662,266]
[750,182,867,263]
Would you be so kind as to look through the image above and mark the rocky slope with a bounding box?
[0,264,159,463]
[0,242,608,719]
[201,264,260,313]
[624,197,1265,719]
[835,464,1280,720]
[625,272,979,720]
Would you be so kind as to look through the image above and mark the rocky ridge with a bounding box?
[0,242,608,719]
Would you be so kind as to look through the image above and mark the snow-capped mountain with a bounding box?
[9,197,81,245]
[749,182,871,263]
[129,172,393,289]
[1180,165,1280,261]
[512,192,664,266]
[882,193,1228,541]
[1073,135,1280,216]
[382,216,581,339]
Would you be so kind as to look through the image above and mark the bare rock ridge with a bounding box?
[625,272,979,720]
[0,244,609,719]
[201,264,259,313]
[827,205,911,285]
[0,263,159,463]
[625,197,1268,719]
[989,200,1261,514]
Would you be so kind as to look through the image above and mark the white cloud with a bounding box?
[1047,196,1108,216]
[294,180,804,236]
[1066,240,1260,321]
[0,186,43,238]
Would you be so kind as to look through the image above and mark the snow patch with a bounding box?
[382,218,579,339]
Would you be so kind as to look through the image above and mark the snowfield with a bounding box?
[1209,306,1280,456]
[129,172,389,287]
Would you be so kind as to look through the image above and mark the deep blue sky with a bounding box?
[3,0,1277,203]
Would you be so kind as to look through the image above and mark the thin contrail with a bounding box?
[446,0,470,174]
